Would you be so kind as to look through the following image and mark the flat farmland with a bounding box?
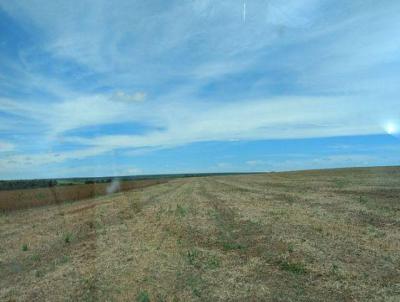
[1,167,399,301]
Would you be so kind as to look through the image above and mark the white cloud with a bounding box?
[0,161,142,180]
[0,146,109,172]
[0,141,15,152]
[60,95,386,150]
[246,160,266,166]
[216,162,231,168]
[112,91,146,103]
[0,0,324,78]
[1,0,400,177]
[0,93,393,167]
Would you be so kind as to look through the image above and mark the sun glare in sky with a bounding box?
[384,122,398,135]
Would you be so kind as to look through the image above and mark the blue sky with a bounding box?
[0,0,400,179]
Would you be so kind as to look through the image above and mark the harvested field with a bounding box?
[0,179,169,211]
[0,167,399,301]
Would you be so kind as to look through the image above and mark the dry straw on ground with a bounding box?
[1,167,399,301]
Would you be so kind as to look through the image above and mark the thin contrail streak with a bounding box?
[243,2,246,23]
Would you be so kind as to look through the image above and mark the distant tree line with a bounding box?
[0,172,250,191]
[0,178,115,191]
[0,179,57,191]
[84,178,113,184]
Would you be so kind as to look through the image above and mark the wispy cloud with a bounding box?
[0,0,399,178]
[112,91,146,103]
[0,141,15,153]
[246,160,266,166]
